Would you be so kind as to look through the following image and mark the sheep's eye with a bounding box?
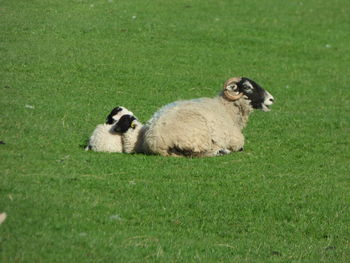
[241,83,254,94]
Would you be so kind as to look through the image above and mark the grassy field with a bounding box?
[1,0,349,262]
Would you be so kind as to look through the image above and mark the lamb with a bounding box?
[142,77,274,157]
[113,114,145,154]
[85,106,133,153]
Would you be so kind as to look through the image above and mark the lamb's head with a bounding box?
[223,77,274,112]
[106,106,134,124]
[113,114,137,133]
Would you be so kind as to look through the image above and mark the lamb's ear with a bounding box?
[223,77,243,101]
[130,120,137,129]
[106,106,123,124]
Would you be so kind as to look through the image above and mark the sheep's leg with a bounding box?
[166,147,233,158]
[226,134,245,152]
[191,148,230,157]
[216,149,232,156]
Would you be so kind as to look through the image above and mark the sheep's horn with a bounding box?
[224,90,243,101]
[223,77,243,101]
[224,77,242,87]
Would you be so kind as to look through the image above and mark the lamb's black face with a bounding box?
[113,114,136,133]
[237,77,274,111]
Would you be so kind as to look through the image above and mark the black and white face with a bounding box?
[105,106,133,124]
[237,77,274,111]
[113,114,137,133]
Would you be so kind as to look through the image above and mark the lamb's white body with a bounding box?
[86,124,124,153]
[85,106,133,153]
[143,96,251,157]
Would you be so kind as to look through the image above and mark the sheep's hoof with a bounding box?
[216,149,231,156]
[239,147,244,152]
[85,145,92,151]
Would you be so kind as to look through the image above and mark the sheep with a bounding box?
[142,77,274,157]
[113,114,145,154]
[85,106,134,153]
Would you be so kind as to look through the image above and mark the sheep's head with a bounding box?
[113,114,137,133]
[223,77,274,111]
[106,106,134,124]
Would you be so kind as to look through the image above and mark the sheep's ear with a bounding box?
[131,121,137,129]
[223,77,243,101]
[106,115,115,124]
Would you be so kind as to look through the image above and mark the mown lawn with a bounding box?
[1,0,349,262]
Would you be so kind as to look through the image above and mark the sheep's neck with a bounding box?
[219,96,253,129]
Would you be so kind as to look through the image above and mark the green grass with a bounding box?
[1,0,350,262]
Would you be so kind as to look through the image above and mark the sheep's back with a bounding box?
[144,98,238,154]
